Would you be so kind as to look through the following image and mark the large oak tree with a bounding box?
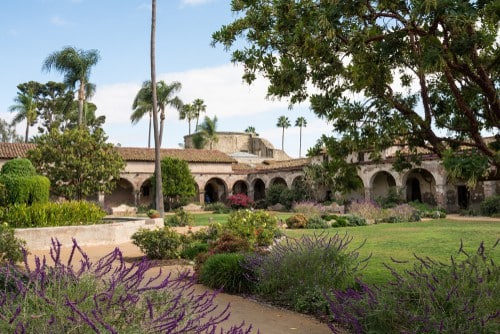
[213,0,499,185]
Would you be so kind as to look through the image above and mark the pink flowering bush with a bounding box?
[227,193,254,209]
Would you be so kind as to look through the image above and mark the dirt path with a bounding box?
[28,242,332,334]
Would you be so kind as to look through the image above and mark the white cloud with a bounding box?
[50,16,69,26]
[181,0,213,6]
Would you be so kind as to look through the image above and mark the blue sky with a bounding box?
[0,0,330,158]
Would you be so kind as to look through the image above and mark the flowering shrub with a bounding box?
[226,209,279,248]
[349,200,384,221]
[292,201,323,216]
[244,232,369,316]
[327,241,499,333]
[226,193,254,209]
[380,203,420,223]
[0,239,253,333]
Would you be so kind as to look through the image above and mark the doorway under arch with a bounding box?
[204,178,228,203]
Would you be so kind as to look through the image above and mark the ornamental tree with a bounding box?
[155,156,196,211]
[27,127,125,200]
[213,0,499,184]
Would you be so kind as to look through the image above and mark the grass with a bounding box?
[284,219,500,284]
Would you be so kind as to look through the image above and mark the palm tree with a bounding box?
[195,115,219,149]
[245,126,258,136]
[131,82,154,148]
[131,80,182,147]
[9,87,38,143]
[42,46,100,126]
[179,103,197,135]
[276,115,291,151]
[150,0,164,216]
[192,98,206,130]
[295,116,307,157]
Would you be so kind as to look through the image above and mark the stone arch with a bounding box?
[232,180,249,195]
[403,168,437,205]
[204,178,228,203]
[370,171,397,200]
[138,178,153,207]
[270,176,287,188]
[344,175,365,203]
[106,178,135,207]
[252,178,266,201]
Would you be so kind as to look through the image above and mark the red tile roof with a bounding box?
[0,143,235,164]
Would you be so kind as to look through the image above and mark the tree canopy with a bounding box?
[27,127,125,200]
[213,0,499,184]
[156,156,196,211]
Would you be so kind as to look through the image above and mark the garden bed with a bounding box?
[15,217,164,250]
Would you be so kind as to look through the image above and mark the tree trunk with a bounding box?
[78,82,85,126]
[148,112,151,149]
[24,121,29,143]
[299,126,302,158]
[150,0,164,216]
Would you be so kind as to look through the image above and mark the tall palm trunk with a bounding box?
[150,0,164,216]
[299,126,302,158]
[148,111,152,148]
[281,127,285,151]
[78,82,85,126]
[24,123,30,143]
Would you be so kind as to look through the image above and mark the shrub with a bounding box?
[409,201,446,219]
[244,232,368,317]
[379,204,420,223]
[306,215,330,229]
[131,227,183,260]
[0,158,36,176]
[0,201,106,228]
[208,231,252,254]
[0,174,50,206]
[345,214,368,226]
[480,195,500,216]
[292,201,323,217]
[203,201,230,214]
[331,216,349,228]
[226,209,279,247]
[0,223,26,264]
[165,208,194,226]
[286,213,308,228]
[226,193,254,209]
[198,253,253,294]
[0,240,251,333]
[349,200,383,221]
[180,242,209,260]
[265,184,294,209]
[327,241,499,334]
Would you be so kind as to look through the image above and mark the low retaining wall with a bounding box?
[14,218,164,250]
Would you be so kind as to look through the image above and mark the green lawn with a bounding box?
[284,219,500,284]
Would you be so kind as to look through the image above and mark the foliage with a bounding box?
[286,213,308,229]
[154,157,196,211]
[180,241,209,261]
[203,201,230,213]
[226,193,254,209]
[0,201,106,228]
[0,223,26,264]
[292,201,323,217]
[226,209,280,248]
[244,232,368,316]
[480,195,500,217]
[349,200,385,221]
[213,0,499,184]
[131,227,183,260]
[305,215,330,229]
[147,209,160,218]
[165,208,194,226]
[0,118,23,143]
[0,158,50,206]
[409,201,447,218]
[265,184,295,209]
[0,239,251,333]
[344,214,368,227]
[375,187,405,208]
[443,149,490,189]
[194,115,219,149]
[198,253,254,294]
[327,241,500,334]
[0,158,36,176]
[27,127,125,200]
[378,204,420,224]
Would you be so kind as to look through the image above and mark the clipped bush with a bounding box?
[0,158,36,176]
[286,213,308,229]
[244,232,368,316]
[198,253,253,294]
[480,195,500,216]
[0,201,106,228]
[0,240,251,333]
[327,241,499,334]
[0,223,26,264]
[226,209,279,247]
[131,227,182,260]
